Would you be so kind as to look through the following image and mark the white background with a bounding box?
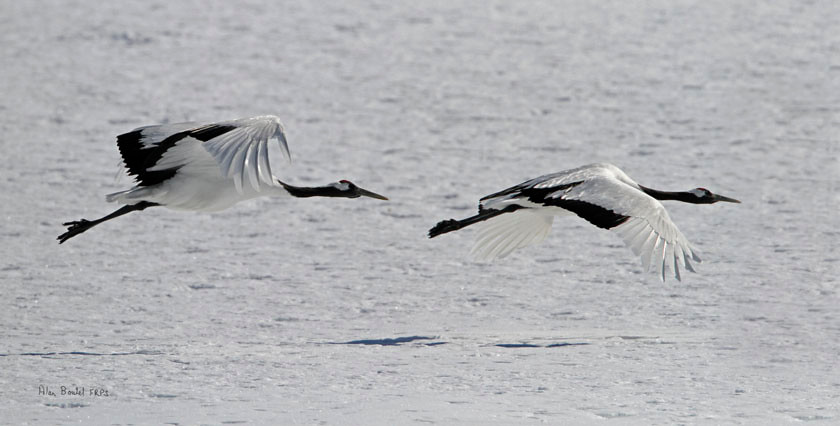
[1,0,838,424]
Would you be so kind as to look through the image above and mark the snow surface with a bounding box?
[1,0,838,424]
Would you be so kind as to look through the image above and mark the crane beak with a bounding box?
[358,187,389,200]
[713,193,741,203]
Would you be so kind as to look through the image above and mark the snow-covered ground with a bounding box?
[1,0,838,424]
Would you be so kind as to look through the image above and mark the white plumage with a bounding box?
[471,209,554,261]
[429,163,740,281]
[107,115,290,211]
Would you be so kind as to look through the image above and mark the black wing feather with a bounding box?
[481,179,629,230]
[480,180,583,202]
[116,124,237,186]
[548,199,630,229]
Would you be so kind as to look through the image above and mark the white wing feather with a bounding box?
[141,115,290,194]
[471,210,554,261]
[200,115,290,193]
[560,177,700,281]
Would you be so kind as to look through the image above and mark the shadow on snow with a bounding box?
[331,335,590,348]
[335,335,446,346]
[494,342,590,348]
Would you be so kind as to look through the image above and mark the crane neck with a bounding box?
[278,181,348,198]
[638,185,702,203]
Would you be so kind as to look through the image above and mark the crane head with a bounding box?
[333,180,389,200]
[689,188,741,204]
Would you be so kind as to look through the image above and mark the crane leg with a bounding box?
[57,201,160,244]
[428,205,522,238]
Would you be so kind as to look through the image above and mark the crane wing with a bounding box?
[120,115,291,193]
[558,177,701,281]
[465,164,702,280]
[471,210,554,261]
[129,122,202,147]
[197,115,290,193]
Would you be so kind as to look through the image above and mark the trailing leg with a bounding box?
[57,201,159,244]
[428,205,522,238]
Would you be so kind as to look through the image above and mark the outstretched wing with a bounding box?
[557,177,701,281]
[116,115,291,193]
[116,122,202,186]
[471,210,554,260]
[197,115,290,193]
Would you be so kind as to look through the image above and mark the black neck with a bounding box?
[279,181,347,198]
[638,185,700,203]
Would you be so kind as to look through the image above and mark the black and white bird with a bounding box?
[58,115,387,244]
[428,163,739,281]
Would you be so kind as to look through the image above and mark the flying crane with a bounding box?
[428,163,739,281]
[58,115,387,244]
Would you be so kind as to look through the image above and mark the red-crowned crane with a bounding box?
[58,115,387,244]
[428,163,739,281]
